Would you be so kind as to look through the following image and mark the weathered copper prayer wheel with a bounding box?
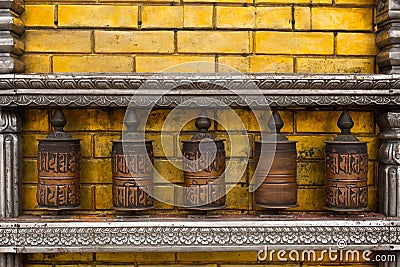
[325,141,368,211]
[324,108,368,211]
[183,139,226,209]
[37,109,81,209]
[111,140,154,210]
[182,110,226,210]
[254,141,298,208]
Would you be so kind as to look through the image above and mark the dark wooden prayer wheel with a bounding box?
[325,141,368,211]
[254,140,298,208]
[324,107,368,211]
[37,109,81,210]
[111,140,154,210]
[182,110,226,210]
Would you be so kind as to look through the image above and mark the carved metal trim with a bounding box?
[0,74,398,107]
[0,219,396,253]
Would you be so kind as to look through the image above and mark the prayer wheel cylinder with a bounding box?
[325,141,368,211]
[182,139,226,210]
[111,140,154,210]
[37,139,81,209]
[254,141,298,208]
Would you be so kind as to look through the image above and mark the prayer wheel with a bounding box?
[37,109,81,209]
[325,108,368,211]
[254,109,298,208]
[182,110,226,210]
[112,107,154,210]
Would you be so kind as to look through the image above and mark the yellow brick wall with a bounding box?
[20,0,379,265]
[21,0,377,73]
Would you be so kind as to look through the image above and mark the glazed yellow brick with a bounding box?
[312,8,373,30]
[297,161,325,185]
[184,0,252,4]
[368,187,378,211]
[58,5,138,28]
[296,57,375,73]
[95,31,174,53]
[296,110,375,133]
[226,159,248,183]
[22,159,37,184]
[53,55,134,72]
[22,55,51,73]
[287,135,336,159]
[141,265,217,267]
[184,6,213,28]
[80,185,94,210]
[68,132,93,158]
[368,161,376,186]
[335,0,374,5]
[218,56,250,72]
[158,108,214,132]
[93,133,120,158]
[145,133,175,158]
[55,265,91,267]
[21,109,49,131]
[54,253,93,262]
[216,7,255,29]
[256,7,292,30]
[24,265,52,267]
[289,187,324,211]
[255,32,334,55]
[256,0,308,4]
[24,30,91,53]
[177,252,258,262]
[153,185,175,209]
[136,56,215,72]
[142,6,183,29]
[312,0,332,4]
[337,33,379,56]
[226,184,249,210]
[216,133,252,158]
[96,252,175,263]
[294,7,311,30]
[22,5,54,27]
[251,56,293,73]
[22,133,47,158]
[95,185,112,210]
[24,254,55,261]
[178,31,250,54]
[80,159,112,184]
[63,109,125,131]
[22,185,37,210]
[154,159,183,183]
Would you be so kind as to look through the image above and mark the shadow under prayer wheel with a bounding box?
[325,141,368,211]
[183,139,226,210]
[254,141,298,208]
[111,140,154,210]
[37,139,81,209]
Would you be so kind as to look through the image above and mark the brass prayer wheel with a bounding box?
[324,108,368,211]
[182,110,226,210]
[112,107,154,210]
[37,109,81,210]
[111,140,154,210]
[254,109,298,208]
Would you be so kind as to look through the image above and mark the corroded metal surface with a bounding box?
[112,140,154,210]
[37,139,81,209]
[183,139,226,210]
[254,141,298,208]
[325,142,368,211]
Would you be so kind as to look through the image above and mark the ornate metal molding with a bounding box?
[0,218,396,253]
[0,0,24,73]
[0,74,399,107]
[0,109,21,266]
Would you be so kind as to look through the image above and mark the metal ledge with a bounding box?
[0,216,398,253]
[0,73,399,107]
